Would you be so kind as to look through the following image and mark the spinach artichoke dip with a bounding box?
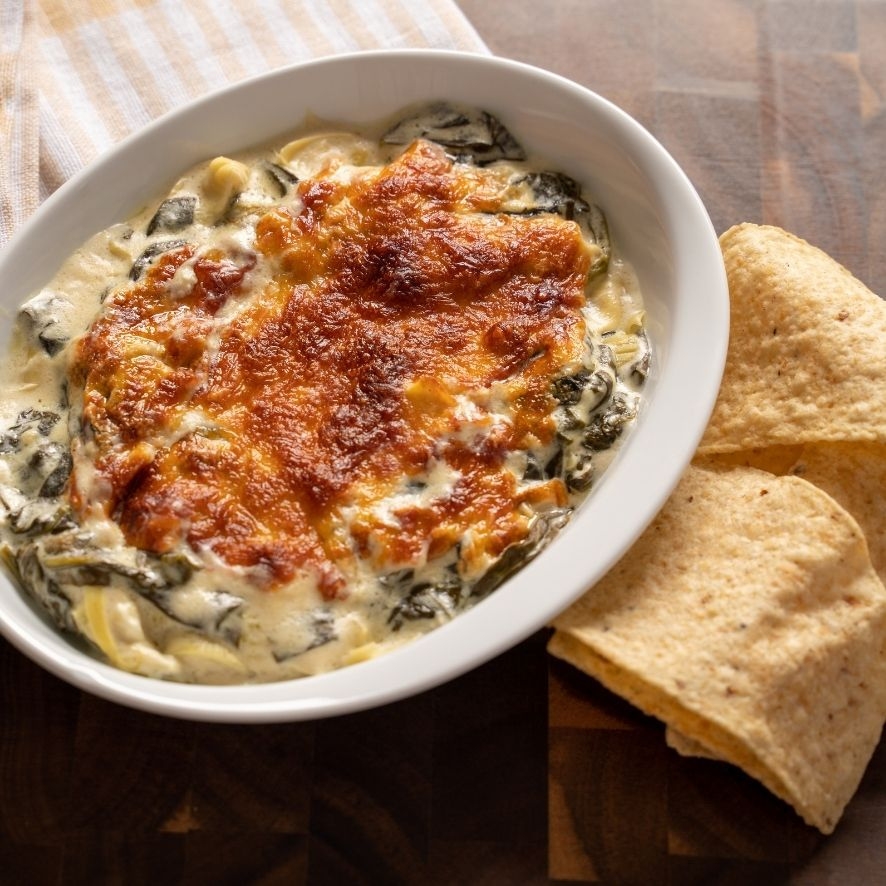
[0,104,649,684]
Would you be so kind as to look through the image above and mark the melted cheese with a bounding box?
[0,109,648,683]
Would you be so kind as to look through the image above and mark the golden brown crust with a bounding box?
[71,140,589,595]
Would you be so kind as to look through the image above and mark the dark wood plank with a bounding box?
[306,689,435,884]
[66,696,196,837]
[187,722,314,834]
[181,834,308,886]
[430,631,549,844]
[0,838,64,886]
[60,835,187,886]
[427,632,550,883]
[548,660,669,884]
[0,641,79,848]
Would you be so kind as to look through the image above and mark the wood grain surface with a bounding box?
[3,2,886,883]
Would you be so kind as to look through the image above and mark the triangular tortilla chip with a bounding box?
[549,462,886,833]
[702,441,886,585]
[665,727,722,761]
[698,224,886,453]
[787,442,886,582]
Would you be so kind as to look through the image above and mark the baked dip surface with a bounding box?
[0,104,649,684]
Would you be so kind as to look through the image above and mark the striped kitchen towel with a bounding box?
[0,0,489,245]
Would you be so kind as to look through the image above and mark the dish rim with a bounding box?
[0,49,729,722]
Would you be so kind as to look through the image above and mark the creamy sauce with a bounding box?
[0,105,649,684]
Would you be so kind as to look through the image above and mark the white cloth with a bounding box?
[0,0,488,245]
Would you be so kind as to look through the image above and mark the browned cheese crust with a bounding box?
[71,140,587,599]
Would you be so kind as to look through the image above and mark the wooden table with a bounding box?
[2,2,884,882]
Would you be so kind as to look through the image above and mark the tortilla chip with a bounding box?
[698,445,805,476]
[665,727,722,761]
[701,441,886,585]
[786,442,886,583]
[698,224,886,454]
[549,462,886,833]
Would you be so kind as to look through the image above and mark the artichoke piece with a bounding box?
[129,239,189,280]
[602,329,641,369]
[17,290,76,356]
[164,633,246,680]
[383,102,526,164]
[470,507,572,600]
[73,585,180,677]
[145,196,196,236]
